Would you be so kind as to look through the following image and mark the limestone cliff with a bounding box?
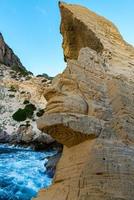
[0,64,53,146]
[0,34,55,148]
[35,2,134,200]
[0,33,28,73]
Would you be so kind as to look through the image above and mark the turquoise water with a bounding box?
[0,144,55,200]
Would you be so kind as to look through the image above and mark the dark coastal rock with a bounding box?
[0,129,11,143]
[45,152,62,178]
[0,125,63,151]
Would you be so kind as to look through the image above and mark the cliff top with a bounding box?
[59,2,134,61]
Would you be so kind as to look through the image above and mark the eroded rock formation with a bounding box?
[35,2,134,200]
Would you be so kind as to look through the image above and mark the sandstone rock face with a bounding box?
[35,2,134,200]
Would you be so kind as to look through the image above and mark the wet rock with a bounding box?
[0,129,11,143]
[45,153,62,178]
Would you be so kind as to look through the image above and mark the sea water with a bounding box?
[0,144,55,200]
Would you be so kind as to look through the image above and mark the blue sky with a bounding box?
[0,0,133,76]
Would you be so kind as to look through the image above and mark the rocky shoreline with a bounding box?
[0,32,63,184]
[0,130,63,183]
[0,127,62,150]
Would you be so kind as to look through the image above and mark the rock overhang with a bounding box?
[37,113,103,147]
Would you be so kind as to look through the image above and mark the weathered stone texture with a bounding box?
[35,2,134,200]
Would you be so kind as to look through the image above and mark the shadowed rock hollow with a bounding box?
[60,2,104,61]
[34,2,134,200]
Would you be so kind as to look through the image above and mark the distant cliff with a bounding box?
[0,33,29,75]
[34,2,134,200]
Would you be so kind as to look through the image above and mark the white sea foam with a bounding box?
[0,144,55,200]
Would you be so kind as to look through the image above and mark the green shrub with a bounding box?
[36,73,53,80]
[12,103,36,121]
[8,85,17,92]
[41,79,47,83]
[20,91,25,94]
[24,103,36,117]
[36,109,44,117]
[9,94,15,98]
[12,109,27,122]
[12,65,29,77]
[23,100,30,104]
[11,65,33,76]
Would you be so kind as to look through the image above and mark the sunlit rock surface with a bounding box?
[35,2,134,200]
